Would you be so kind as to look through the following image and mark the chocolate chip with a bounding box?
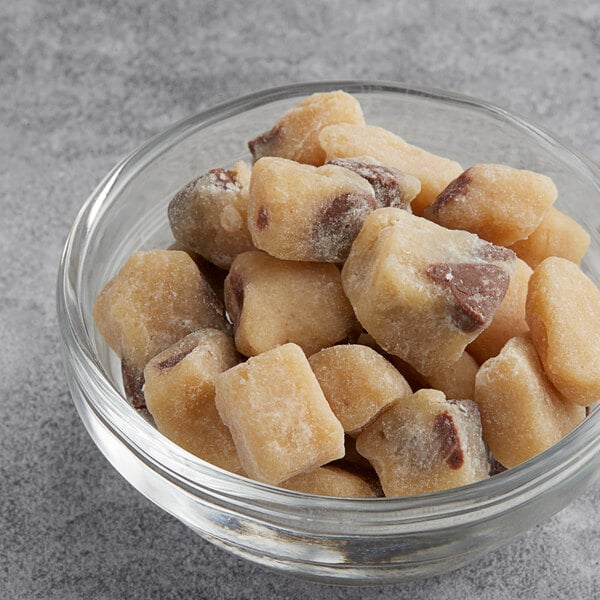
[478,242,516,263]
[313,192,378,262]
[425,169,472,217]
[248,124,283,161]
[327,157,411,210]
[121,359,146,409]
[205,168,238,190]
[155,348,194,371]
[256,206,269,230]
[433,411,464,469]
[426,262,510,332]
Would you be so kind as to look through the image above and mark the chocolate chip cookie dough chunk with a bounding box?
[474,335,585,468]
[356,389,489,496]
[93,250,229,408]
[342,208,516,375]
[509,207,590,269]
[168,161,254,269]
[308,345,412,435]
[225,250,358,357]
[526,257,600,406]
[215,343,345,484]
[424,164,557,246]
[143,329,242,472]
[248,91,366,166]
[319,123,463,215]
[280,465,379,498]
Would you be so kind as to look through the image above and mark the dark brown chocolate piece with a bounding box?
[425,169,472,217]
[433,411,464,469]
[426,262,510,332]
[206,168,238,189]
[248,124,283,162]
[121,359,146,409]
[256,206,269,230]
[326,157,412,210]
[313,192,378,262]
[155,348,194,371]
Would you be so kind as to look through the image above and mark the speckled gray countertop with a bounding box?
[2,1,600,598]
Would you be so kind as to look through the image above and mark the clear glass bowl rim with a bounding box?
[57,79,600,533]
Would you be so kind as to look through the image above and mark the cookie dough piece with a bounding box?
[526,257,600,406]
[248,157,377,262]
[342,208,516,375]
[280,465,379,498]
[308,344,412,435]
[318,123,463,215]
[214,343,345,484]
[143,329,242,472]
[467,258,532,364]
[248,91,365,166]
[474,335,585,467]
[93,250,229,408]
[168,161,254,269]
[356,389,489,496]
[424,164,557,247]
[225,250,358,357]
[509,207,590,269]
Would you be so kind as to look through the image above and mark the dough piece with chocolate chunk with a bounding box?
[143,329,242,472]
[225,250,358,357]
[168,161,254,269]
[342,208,516,375]
[509,207,590,269]
[280,465,379,498]
[356,389,489,496]
[526,257,600,406]
[308,345,412,435]
[248,157,379,262]
[248,91,365,166]
[319,123,463,215]
[474,335,585,467]
[424,164,557,247]
[93,250,229,408]
[215,343,345,484]
[467,258,532,364]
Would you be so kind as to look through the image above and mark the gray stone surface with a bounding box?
[1,0,599,597]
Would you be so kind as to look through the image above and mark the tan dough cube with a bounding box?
[168,161,254,269]
[318,123,463,215]
[467,258,532,364]
[356,389,489,496]
[509,207,590,269]
[248,90,365,166]
[342,208,516,375]
[225,250,358,357]
[93,250,229,408]
[249,156,417,263]
[474,335,585,467]
[526,257,600,406]
[214,343,345,484]
[143,329,242,473]
[424,164,557,247]
[280,465,379,498]
[308,345,412,435]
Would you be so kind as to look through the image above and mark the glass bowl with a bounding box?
[57,81,600,585]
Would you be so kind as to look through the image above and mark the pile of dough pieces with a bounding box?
[93,91,599,498]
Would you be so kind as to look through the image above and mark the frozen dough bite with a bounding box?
[168,161,254,269]
[92,250,229,408]
[475,335,585,468]
[424,164,557,246]
[248,90,366,166]
[356,389,489,496]
[143,329,242,472]
[308,344,412,435]
[280,465,379,498]
[214,343,345,484]
[526,257,600,406]
[342,208,516,375]
[224,250,358,357]
[319,123,463,215]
